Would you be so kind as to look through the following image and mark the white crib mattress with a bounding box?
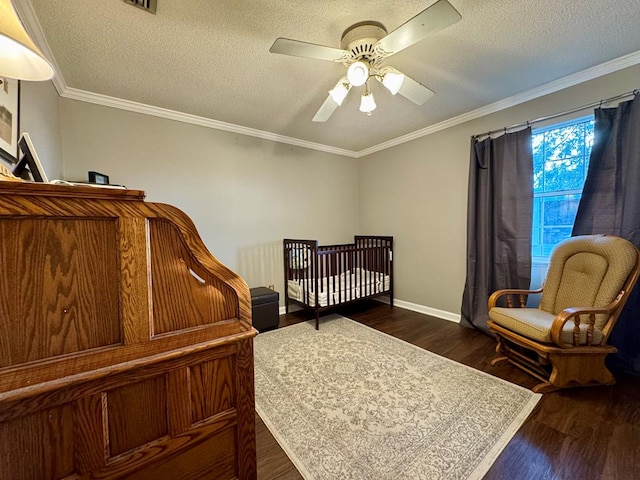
[287,269,390,307]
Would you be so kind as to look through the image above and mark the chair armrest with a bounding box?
[550,293,623,348]
[488,286,544,309]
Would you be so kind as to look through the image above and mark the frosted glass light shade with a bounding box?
[329,82,349,105]
[0,0,54,80]
[359,92,376,113]
[347,61,369,87]
[382,70,405,95]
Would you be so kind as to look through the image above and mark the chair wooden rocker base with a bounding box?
[488,321,617,393]
[486,234,640,394]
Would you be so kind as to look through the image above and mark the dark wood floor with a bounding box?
[255,301,640,480]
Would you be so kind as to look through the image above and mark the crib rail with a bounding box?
[283,236,393,329]
[283,239,318,307]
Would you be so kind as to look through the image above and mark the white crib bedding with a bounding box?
[287,268,391,307]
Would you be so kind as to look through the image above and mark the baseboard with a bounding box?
[374,297,461,323]
[278,299,460,324]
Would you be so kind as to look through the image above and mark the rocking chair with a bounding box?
[487,234,640,393]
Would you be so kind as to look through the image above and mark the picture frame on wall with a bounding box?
[0,77,20,164]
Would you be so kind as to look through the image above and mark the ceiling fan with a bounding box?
[269,0,461,122]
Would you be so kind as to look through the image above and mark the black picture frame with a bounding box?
[88,171,109,184]
[0,78,20,164]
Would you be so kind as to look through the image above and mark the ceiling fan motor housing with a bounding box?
[340,22,387,66]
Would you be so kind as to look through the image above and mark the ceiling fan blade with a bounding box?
[312,95,340,122]
[270,38,351,62]
[397,73,435,105]
[375,0,462,56]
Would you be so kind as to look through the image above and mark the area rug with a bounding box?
[254,315,541,480]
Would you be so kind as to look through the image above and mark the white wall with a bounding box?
[358,64,640,318]
[20,80,63,179]
[0,80,62,178]
[59,99,360,297]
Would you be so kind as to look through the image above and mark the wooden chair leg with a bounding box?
[532,381,558,394]
[490,337,509,366]
[490,356,509,367]
[491,335,552,388]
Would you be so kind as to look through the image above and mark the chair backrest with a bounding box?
[540,234,639,332]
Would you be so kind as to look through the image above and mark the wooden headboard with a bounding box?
[0,182,256,479]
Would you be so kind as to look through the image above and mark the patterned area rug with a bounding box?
[254,315,541,480]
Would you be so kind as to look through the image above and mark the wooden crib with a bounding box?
[283,236,393,329]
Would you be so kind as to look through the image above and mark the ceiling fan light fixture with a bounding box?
[271,1,462,122]
[382,70,405,95]
[347,61,369,87]
[359,91,376,114]
[328,80,350,106]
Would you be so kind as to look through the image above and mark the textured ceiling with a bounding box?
[23,0,640,153]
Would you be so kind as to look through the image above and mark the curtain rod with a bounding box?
[472,88,639,139]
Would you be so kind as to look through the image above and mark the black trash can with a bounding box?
[250,287,280,332]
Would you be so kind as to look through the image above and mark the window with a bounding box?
[531,116,594,258]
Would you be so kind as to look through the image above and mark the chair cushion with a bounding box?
[489,307,604,345]
[540,235,638,330]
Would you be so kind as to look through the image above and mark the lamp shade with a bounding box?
[329,81,350,106]
[347,61,369,87]
[382,70,405,95]
[359,91,376,113]
[0,0,54,80]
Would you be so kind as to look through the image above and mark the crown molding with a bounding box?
[357,49,640,157]
[59,87,359,158]
[15,0,640,160]
[60,49,640,160]
[15,2,357,158]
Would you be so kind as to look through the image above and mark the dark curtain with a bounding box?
[461,128,533,333]
[572,94,640,374]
